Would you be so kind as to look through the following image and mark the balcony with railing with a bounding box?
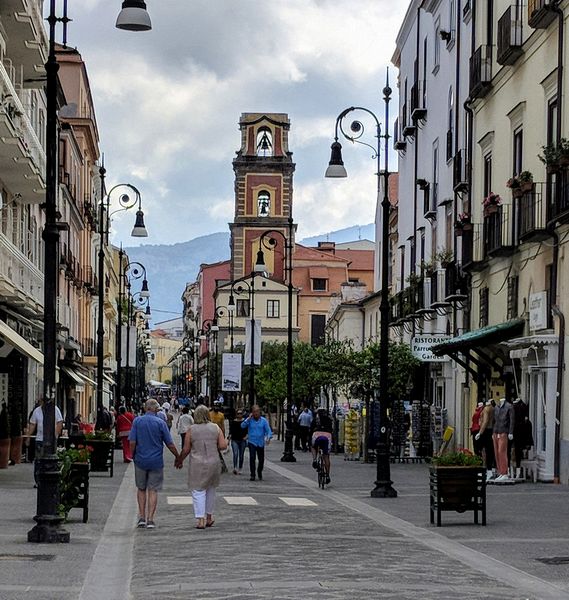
[0,0,48,81]
[410,80,427,122]
[547,175,569,223]
[420,180,437,220]
[444,263,468,303]
[0,232,43,314]
[497,6,524,65]
[82,337,96,358]
[393,118,406,151]
[0,60,46,201]
[430,269,450,309]
[83,266,99,294]
[469,45,492,99]
[453,149,469,192]
[483,205,515,258]
[528,0,557,29]
[517,182,549,243]
[461,223,486,271]
[401,101,416,138]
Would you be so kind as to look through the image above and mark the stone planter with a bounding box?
[429,466,486,527]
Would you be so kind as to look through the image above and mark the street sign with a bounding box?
[411,335,450,362]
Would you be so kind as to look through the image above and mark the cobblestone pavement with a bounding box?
[130,442,567,600]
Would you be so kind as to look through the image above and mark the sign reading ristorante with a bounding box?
[411,334,450,362]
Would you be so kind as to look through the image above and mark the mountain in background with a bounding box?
[125,223,375,319]
[124,232,230,317]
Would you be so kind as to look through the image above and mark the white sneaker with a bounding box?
[495,474,509,483]
[486,470,495,481]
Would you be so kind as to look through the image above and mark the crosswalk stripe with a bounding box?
[223,496,258,505]
[167,496,193,505]
[279,497,318,507]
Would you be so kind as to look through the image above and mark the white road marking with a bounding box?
[224,496,258,505]
[279,497,317,507]
[167,496,193,505]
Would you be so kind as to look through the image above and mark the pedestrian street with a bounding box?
[129,443,560,600]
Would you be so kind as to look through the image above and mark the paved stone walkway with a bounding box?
[130,443,567,600]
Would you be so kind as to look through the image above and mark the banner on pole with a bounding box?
[244,319,262,366]
[121,325,137,366]
[221,353,242,391]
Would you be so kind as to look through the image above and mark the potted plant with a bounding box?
[507,171,534,196]
[421,259,436,276]
[430,448,486,527]
[85,430,114,475]
[406,272,422,286]
[0,402,10,469]
[435,248,454,267]
[58,444,92,521]
[9,405,23,465]
[482,192,502,216]
[539,139,569,173]
[455,212,472,235]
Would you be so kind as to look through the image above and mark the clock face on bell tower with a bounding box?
[229,113,296,283]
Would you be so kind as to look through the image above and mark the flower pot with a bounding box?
[520,181,534,193]
[559,155,569,167]
[0,438,10,468]
[512,188,523,198]
[462,223,473,231]
[9,436,22,464]
[484,205,498,217]
[455,227,463,237]
[547,164,560,175]
[88,439,114,475]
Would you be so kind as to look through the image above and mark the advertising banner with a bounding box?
[221,353,242,391]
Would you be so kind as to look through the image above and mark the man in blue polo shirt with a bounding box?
[241,404,272,481]
[129,399,180,529]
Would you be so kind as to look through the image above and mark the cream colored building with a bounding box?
[146,332,179,384]
[431,1,569,483]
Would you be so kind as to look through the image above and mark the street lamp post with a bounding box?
[199,319,219,402]
[325,73,397,498]
[228,275,259,407]
[254,217,296,463]
[118,262,150,410]
[215,304,234,409]
[28,0,151,545]
[96,171,147,420]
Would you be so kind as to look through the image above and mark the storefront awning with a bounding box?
[61,366,85,385]
[103,373,116,386]
[0,319,43,364]
[432,318,525,356]
[76,370,98,387]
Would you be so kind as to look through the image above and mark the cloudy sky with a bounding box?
[63,0,408,246]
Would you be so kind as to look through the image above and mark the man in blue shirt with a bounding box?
[129,399,180,529]
[241,404,272,481]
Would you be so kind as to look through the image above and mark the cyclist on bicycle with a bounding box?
[311,408,333,484]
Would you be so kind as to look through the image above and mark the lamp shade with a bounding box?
[144,305,151,321]
[140,279,150,298]
[211,319,219,332]
[325,141,348,178]
[131,210,148,237]
[227,294,236,313]
[254,249,267,273]
[116,0,152,31]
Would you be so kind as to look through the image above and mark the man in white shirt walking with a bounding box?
[28,400,64,485]
[297,406,313,452]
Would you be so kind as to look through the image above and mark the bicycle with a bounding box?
[316,448,329,489]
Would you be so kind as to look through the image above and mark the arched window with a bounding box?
[256,127,273,157]
[257,191,270,217]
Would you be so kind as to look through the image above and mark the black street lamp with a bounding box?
[198,319,220,402]
[118,261,150,410]
[215,304,235,410]
[254,217,296,463]
[228,274,260,407]
[28,0,151,545]
[325,72,397,499]
[96,171,147,422]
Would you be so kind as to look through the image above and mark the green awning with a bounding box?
[432,318,525,356]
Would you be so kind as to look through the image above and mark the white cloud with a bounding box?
[64,0,408,246]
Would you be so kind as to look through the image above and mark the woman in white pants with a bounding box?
[176,405,227,529]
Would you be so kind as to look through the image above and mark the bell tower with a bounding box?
[230,113,296,281]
